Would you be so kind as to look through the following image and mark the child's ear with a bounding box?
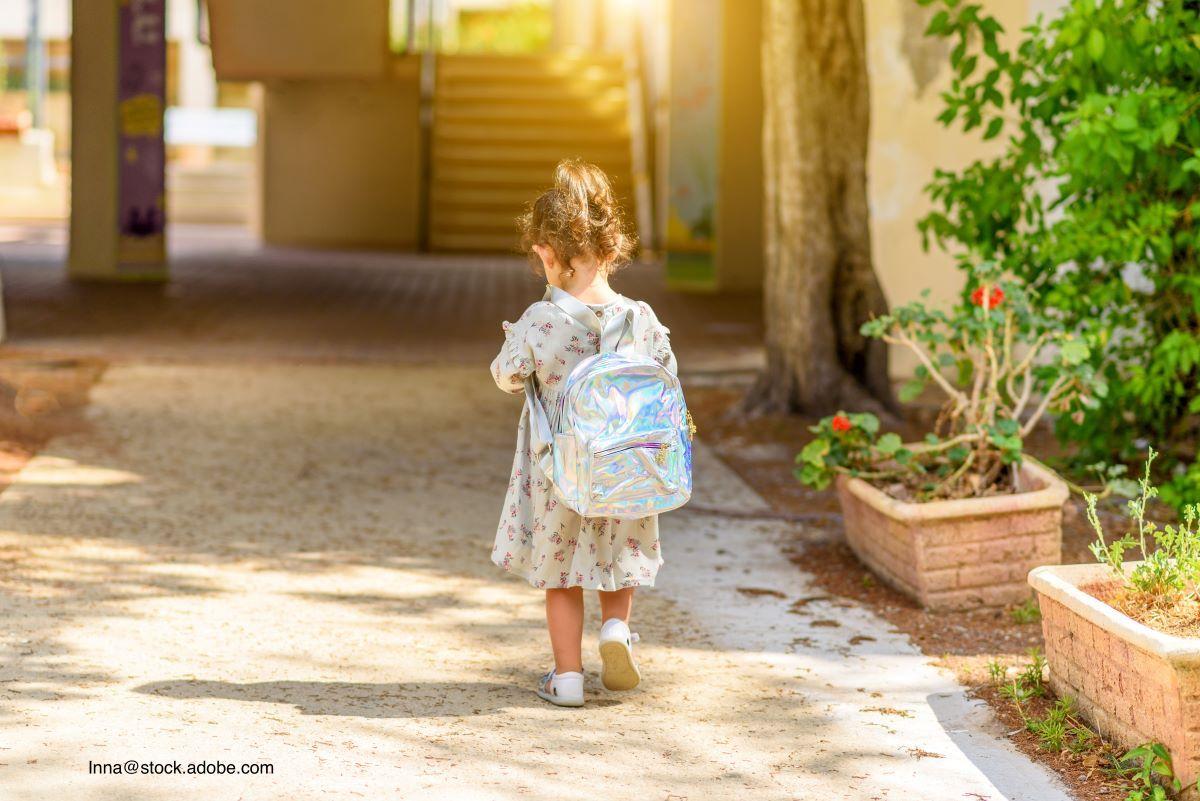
[532,244,556,271]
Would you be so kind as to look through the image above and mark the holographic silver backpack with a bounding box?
[525,287,693,519]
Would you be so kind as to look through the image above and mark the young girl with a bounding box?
[490,160,677,707]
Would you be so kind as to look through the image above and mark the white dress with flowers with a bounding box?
[490,293,677,591]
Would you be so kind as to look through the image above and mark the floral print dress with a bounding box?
[490,289,677,591]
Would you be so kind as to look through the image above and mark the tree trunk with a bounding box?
[744,0,895,417]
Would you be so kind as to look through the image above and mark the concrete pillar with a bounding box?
[68,0,167,281]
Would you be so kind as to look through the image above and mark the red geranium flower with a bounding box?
[971,285,1005,309]
[831,415,853,433]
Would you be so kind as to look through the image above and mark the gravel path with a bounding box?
[0,364,1072,800]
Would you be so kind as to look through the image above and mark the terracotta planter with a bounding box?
[835,458,1066,611]
[1030,563,1200,798]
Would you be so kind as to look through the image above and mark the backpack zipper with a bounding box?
[595,441,671,466]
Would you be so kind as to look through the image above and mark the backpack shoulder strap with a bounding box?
[524,378,554,480]
[600,307,635,353]
[546,285,647,354]
[544,285,602,333]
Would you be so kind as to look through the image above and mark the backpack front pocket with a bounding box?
[589,429,679,507]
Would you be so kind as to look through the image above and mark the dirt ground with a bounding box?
[0,349,105,490]
[0,362,1074,801]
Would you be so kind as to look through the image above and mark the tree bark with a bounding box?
[744,0,895,417]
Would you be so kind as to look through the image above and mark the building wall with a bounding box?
[258,58,421,249]
[864,0,1062,375]
[0,0,69,38]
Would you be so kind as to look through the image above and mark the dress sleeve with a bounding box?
[490,310,538,394]
[638,302,677,374]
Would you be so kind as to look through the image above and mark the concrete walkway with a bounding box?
[0,362,1072,800]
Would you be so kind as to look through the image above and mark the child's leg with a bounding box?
[545,587,584,673]
[598,587,635,623]
[597,588,640,691]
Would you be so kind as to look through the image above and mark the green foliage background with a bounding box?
[917,0,1200,505]
[457,3,552,54]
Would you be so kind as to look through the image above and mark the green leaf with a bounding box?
[796,463,830,491]
[1114,113,1138,132]
[926,10,950,36]
[995,418,1020,436]
[1086,28,1105,61]
[876,433,903,456]
[1162,118,1180,146]
[899,378,927,403]
[799,438,829,466]
[853,413,881,436]
[956,359,974,387]
[1061,340,1090,365]
[984,117,1004,140]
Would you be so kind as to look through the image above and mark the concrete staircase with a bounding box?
[429,54,634,252]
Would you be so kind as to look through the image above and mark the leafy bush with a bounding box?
[796,264,1102,499]
[916,0,1200,507]
[1088,448,1200,603]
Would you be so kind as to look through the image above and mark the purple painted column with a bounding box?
[116,0,166,275]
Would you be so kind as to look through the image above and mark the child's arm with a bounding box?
[638,303,678,375]
[490,312,537,394]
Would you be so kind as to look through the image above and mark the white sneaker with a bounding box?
[536,669,584,707]
[599,618,641,691]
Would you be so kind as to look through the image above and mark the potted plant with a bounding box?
[1030,450,1200,799]
[797,264,1102,610]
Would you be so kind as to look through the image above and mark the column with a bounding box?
[68,0,167,281]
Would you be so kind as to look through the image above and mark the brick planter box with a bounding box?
[1030,563,1200,799]
[835,458,1066,611]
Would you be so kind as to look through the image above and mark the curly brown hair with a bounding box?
[517,159,637,280]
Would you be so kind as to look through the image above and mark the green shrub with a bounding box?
[916,0,1200,507]
[795,264,1101,499]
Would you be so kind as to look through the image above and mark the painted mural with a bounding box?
[116,0,166,273]
[665,0,719,287]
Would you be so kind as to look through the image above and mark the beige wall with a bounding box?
[258,58,421,249]
[0,92,71,159]
[207,0,390,81]
[864,0,1052,375]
